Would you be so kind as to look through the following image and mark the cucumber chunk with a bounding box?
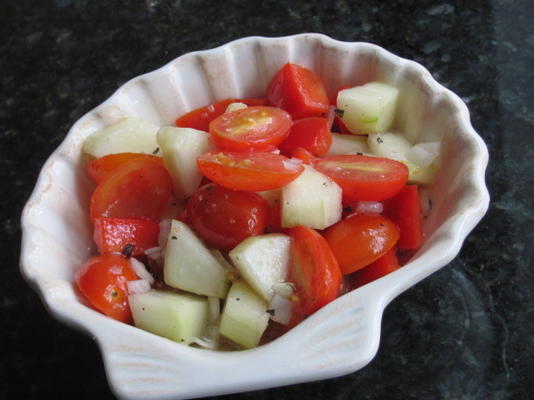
[229,234,291,301]
[163,220,230,298]
[129,290,209,345]
[337,82,399,135]
[157,126,214,199]
[219,280,270,349]
[326,133,370,156]
[281,165,342,229]
[82,117,160,158]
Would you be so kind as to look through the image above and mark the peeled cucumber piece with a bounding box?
[368,132,439,185]
[219,280,270,349]
[229,234,291,301]
[157,126,214,199]
[337,82,399,135]
[82,117,160,158]
[281,165,342,229]
[129,290,209,345]
[326,133,370,156]
[163,220,230,298]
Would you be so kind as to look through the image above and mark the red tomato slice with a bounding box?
[86,153,164,184]
[291,147,316,165]
[196,151,303,191]
[185,183,269,251]
[287,226,342,316]
[383,185,423,250]
[266,63,329,119]
[175,98,266,131]
[350,247,400,288]
[75,254,139,322]
[313,154,409,202]
[90,157,173,222]
[278,117,332,156]
[93,217,160,256]
[323,214,400,275]
[209,106,292,152]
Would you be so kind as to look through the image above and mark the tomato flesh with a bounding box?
[383,184,423,249]
[90,157,173,222]
[350,247,400,288]
[209,106,292,152]
[93,217,160,256]
[314,154,409,202]
[323,214,400,274]
[278,117,332,157]
[75,254,139,323]
[175,98,266,132]
[197,151,303,192]
[291,147,316,164]
[186,183,269,251]
[86,153,164,184]
[266,63,329,119]
[287,226,342,316]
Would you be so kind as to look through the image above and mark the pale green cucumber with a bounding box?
[326,133,370,156]
[163,220,230,298]
[281,165,342,229]
[337,82,399,135]
[82,117,160,158]
[157,126,213,199]
[219,280,270,349]
[129,290,209,345]
[228,234,291,301]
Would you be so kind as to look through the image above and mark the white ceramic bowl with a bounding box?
[20,33,489,399]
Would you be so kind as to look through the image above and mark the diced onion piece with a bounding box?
[225,102,248,113]
[158,219,172,249]
[419,186,432,217]
[326,105,336,131]
[209,249,240,281]
[192,324,220,349]
[407,142,440,167]
[130,258,155,284]
[144,246,162,261]
[353,201,383,215]
[267,294,293,325]
[127,279,151,295]
[272,282,295,299]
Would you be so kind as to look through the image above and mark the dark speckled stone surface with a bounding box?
[2,0,533,399]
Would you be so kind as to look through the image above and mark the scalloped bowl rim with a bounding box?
[20,33,490,399]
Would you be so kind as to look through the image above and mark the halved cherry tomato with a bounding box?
[314,154,409,202]
[175,98,266,132]
[383,185,423,249]
[185,183,269,251]
[93,217,160,256]
[90,157,173,222]
[350,247,400,288]
[287,226,342,317]
[266,63,329,119]
[75,254,139,323]
[86,153,164,184]
[196,151,303,191]
[291,147,316,164]
[323,214,400,274]
[278,117,332,156]
[209,106,292,152]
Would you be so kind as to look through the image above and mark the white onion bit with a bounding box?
[158,219,172,249]
[127,279,151,295]
[130,258,155,284]
[267,294,293,325]
[353,201,384,215]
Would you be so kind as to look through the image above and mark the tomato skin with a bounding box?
[291,147,316,165]
[323,214,400,275]
[209,106,292,152]
[197,151,304,192]
[75,254,139,323]
[86,153,164,184]
[186,183,269,251]
[278,117,332,157]
[314,154,409,202]
[175,98,266,131]
[350,247,400,288]
[383,185,423,250]
[266,63,329,119]
[287,226,342,316]
[89,157,173,222]
[93,217,160,256]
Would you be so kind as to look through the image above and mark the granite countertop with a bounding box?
[2,0,533,399]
